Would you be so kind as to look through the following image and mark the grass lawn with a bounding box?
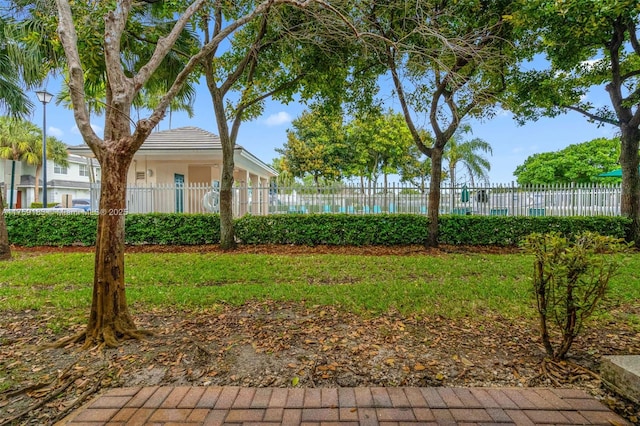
[1,250,638,328]
[1,248,639,425]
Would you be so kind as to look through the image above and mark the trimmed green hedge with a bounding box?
[4,212,631,247]
[235,214,428,245]
[6,213,220,246]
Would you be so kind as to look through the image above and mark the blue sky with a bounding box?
[29,74,618,185]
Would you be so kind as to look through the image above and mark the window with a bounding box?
[54,163,67,174]
[79,164,90,177]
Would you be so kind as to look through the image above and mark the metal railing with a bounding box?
[87,182,623,217]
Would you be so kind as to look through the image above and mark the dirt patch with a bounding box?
[11,243,523,256]
[0,245,638,425]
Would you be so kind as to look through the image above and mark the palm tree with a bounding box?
[0,15,47,118]
[0,12,49,260]
[0,117,41,207]
[444,127,493,188]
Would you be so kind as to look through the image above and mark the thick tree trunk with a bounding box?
[426,147,444,247]
[0,188,11,260]
[619,125,640,245]
[82,149,143,348]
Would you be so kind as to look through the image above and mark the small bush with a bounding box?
[521,232,631,360]
[30,202,43,209]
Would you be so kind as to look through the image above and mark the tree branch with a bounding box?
[134,0,330,150]
[565,105,620,126]
[55,0,102,151]
[219,3,272,95]
[620,69,640,84]
[628,21,640,56]
[386,45,432,157]
[104,0,134,97]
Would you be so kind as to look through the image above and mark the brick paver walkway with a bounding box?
[58,386,630,425]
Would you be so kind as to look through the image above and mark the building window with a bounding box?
[79,164,90,177]
[54,163,67,174]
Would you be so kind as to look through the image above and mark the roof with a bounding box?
[67,126,276,177]
[135,126,244,151]
[68,126,242,153]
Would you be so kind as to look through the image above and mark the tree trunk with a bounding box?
[619,125,640,245]
[534,260,554,357]
[426,147,444,247]
[0,188,11,260]
[219,149,235,249]
[211,87,237,250]
[82,149,142,348]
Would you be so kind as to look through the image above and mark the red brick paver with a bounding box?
[57,386,630,425]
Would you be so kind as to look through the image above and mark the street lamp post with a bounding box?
[35,90,53,208]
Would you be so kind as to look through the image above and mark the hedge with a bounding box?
[5,213,220,246]
[4,212,631,247]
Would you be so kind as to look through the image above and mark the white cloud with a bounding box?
[264,111,292,127]
[47,126,63,138]
[71,123,104,137]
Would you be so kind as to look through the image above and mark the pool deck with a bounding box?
[56,385,630,425]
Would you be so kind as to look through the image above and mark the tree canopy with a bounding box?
[507,0,640,242]
[356,0,517,246]
[514,137,621,185]
[276,108,348,187]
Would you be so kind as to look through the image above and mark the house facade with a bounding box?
[68,127,277,216]
[1,153,99,208]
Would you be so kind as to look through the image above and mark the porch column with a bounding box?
[260,177,269,216]
[250,174,259,215]
[236,169,250,216]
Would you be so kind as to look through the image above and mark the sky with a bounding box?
[28,73,619,185]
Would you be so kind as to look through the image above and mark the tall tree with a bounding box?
[53,0,339,348]
[0,15,45,117]
[198,1,358,249]
[444,127,492,187]
[276,108,348,189]
[0,117,40,208]
[346,110,415,191]
[0,12,48,260]
[508,0,640,242]
[357,0,515,246]
[514,137,621,185]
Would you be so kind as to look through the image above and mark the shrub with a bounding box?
[5,212,632,247]
[235,214,429,246]
[30,202,44,209]
[521,232,631,360]
[5,213,220,246]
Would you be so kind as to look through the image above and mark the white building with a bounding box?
[1,153,99,208]
[68,127,277,215]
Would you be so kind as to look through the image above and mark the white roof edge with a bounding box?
[236,147,278,176]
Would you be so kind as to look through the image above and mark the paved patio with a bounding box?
[58,386,629,425]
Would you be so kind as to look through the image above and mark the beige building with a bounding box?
[68,127,277,215]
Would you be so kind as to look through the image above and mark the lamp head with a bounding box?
[35,90,53,104]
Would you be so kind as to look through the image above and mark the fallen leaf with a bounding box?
[460,357,474,367]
